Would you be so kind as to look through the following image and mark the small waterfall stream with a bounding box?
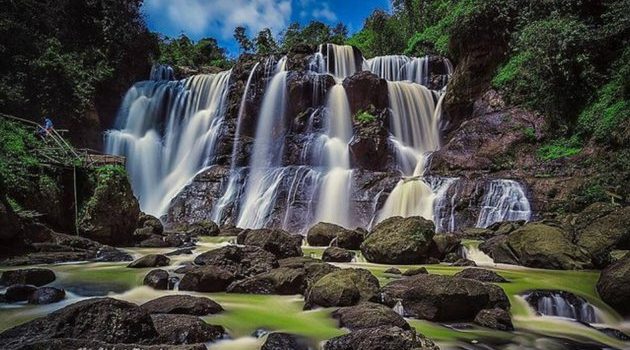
[476,179,532,228]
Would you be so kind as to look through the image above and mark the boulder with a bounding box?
[12,339,207,350]
[454,268,508,283]
[480,222,593,270]
[342,70,388,115]
[278,257,340,288]
[332,302,410,330]
[166,248,194,256]
[78,166,140,246]
[307,222,349,247]
[185,220,220,236]
[143,269,170,290]
[597,253,630,316]
[474,308,514,331]
[360,216,435,264]
[324,326,439,350]
[262,332,313,350]
[574,204,630,267]
[138,235,170,248]
[0,268,55,286]
[179,266,237,293]
[141,295,223,316]
[237,229,302,258]
[380,274,510,322]
[349,110,391,172]
[0,298,158,347]
[227,267,306,295]
[429,234,461,260]
[151,314,224,344]
[402,267,428,276]
[384,267,402,275]
[128,254,170,268]
[193,245,278,277]
[322,247,354,262]
[136,213,164,236]
[4,284,37,302]
[451,258,477,267]
[27,287,65,304]
[305,268,380,309]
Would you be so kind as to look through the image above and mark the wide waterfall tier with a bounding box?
[524,291,600,324]
[364,55,428,85]
[150,64,175,81]
[476,179,532,228]
[311,44,362,78]
[105,70,231,216]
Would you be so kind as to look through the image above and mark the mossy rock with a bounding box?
[305,268,379,309]
[360,216,435,264]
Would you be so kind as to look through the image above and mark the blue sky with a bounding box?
[143,0,390,56]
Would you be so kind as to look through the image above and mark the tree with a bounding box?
[255,28,278,55]
[234,26,254,53]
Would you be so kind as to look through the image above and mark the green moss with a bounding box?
[355,111,376,124]
[537,136,582,160]
[0,119,41,192]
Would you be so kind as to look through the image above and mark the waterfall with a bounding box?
[524,291,600,323]
[105,70,231,216]
[316,44,360,78]
[461,241,495,266]
[150,64,175,81]
[376,81,440,223]
[365,55,429,85]
[476,179,532,228]
[430,177,458,232]
[237,58,289,228]
[315,83,353,227]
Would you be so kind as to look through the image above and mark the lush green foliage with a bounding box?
[0,119,41,193]
[0,0,158,126]
[347,10,407,57]
[355,111,377,124]
[158,35,232,69]
[281,22,348,51]
[537,136,583,160]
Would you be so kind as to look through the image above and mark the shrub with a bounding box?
[355,111,376,124]
[537,136,582,160]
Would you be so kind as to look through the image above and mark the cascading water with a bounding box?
[365,55,429,85]
[237,57,289,229]
[150,63,175,81]
[315,44,360,78]
[524,291,600,323]
[476,179,532,228]
[430,177,459,233]
[315,83,353,227]
[376,81,440,223]
[105,70,231,216]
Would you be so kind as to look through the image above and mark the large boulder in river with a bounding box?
[307,222,363,249]
[597,253,630,316]
[474,308,514,331]
[332,302,410,331]
[262,332,313,350]
[305,268,380,309]
[141,295,223,316]
[361,216,435,264]
[324,326,439,350]
[572,204,630,267]
[0,268,55,286]
[78,166,140,246]
[454,268,508,283]
[237,229,302,258]
[227,267,306,295]
[134,213,163,240]
[479,222,593,270]
[380,274,510,322]
[322,247,354,262]
[0,298,158,348]
[151,314,225,345]
[194,245,278,278]
[179,265,237,293]
[128,254,170,268]
[143,269,170,290]
[27,287,65,304]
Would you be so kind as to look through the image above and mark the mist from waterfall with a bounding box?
[105,70,231,216]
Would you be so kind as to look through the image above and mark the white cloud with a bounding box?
[145,0,292,39]
[311,3,337,22]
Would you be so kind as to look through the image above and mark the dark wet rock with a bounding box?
[166,248,194,256]
[169,276,180,289]
[572,204,630,267]
[151,313,225,344]
[13,339,208,350]
[262,332,313,350]
[138,235,170,248]
[141,295,223,316]
[380,274,509,322]
[143,269,170,290]
[184,220,221,236]
[164,233,185,247]
[597,327,630,341]
[193,245,278,278]
[237,228,302,258]
[342,70,388,115]
[0,268,55,286]
[474,308,514,331]
[227,267,306,295]
[334,229,365,250]
[96,246,134,262]
[278,256,341,289]
[174,263,197,274]
[27,287,65,304]
[307,222,354,247]
[332,302,410,331]
[324,326,439,350]
[452,259,477,267]
[480,222,593,270]
[454,268,508,283]
[402,267,428,276]
[77,167,140,246]
[443,252,461,263]
[305,268,380,309]
[384,267,402,275]
[128,254,170,268]
[361,216,435,264]
[179,266,237,293]
[136,213,164,236]
[597,253,630,316]
[349,109,391,172]
[430,233,461,260]
[219,225,247,236]
[4,284,37,302]
[322,247,354,262]
[0,298,158,347]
